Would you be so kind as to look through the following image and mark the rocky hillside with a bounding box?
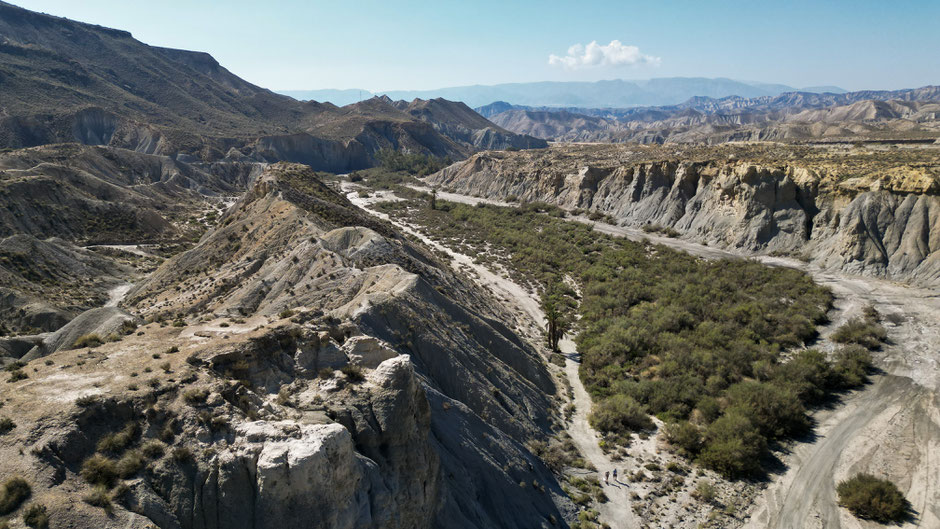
[428,143,940,286]
[483,87,940,144]
[0,163,574,528]
[392,97,547,151]
[0,143,264,334]
[0,2,541,170]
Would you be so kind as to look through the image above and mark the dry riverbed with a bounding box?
[352,180,940,529]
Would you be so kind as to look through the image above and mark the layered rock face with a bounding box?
[428,146,940,285]
[124,356,440,529]
[104,163,566,528]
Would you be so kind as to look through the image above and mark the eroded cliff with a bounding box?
[428,144,940,285]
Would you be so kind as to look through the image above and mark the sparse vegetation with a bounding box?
[80,454,119,487]
[183,388,209,404]
[0,417,14,435]
[837,473,909,523]
[172,446,193,463]
[692,479,717,503]
[72,333,104,349]
[0,477,31,515]
[117,450,144,478]
[96,423,139,453]
[22,503,48,528]
[141,440,166,459]
[341,365,365,383]
[82,485,113,513]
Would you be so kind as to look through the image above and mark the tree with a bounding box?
[542,297,568,352]
[429,188,438,210]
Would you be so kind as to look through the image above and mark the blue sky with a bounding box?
[11,0,940,91]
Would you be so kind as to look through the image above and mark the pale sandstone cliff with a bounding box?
[428,146,940,285]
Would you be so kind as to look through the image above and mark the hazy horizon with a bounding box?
[9,0,940,93]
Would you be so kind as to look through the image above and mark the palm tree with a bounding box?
[542,297,568,352]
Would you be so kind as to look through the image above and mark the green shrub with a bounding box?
[317,368,334,379]
[72,333,103,349]
[117,450,144,478]
[379,189,834,478]
[836,473,909,523]
[724,381,809,439]
[663,421,702,457]
[588,394,653,434]
[82,485,112,513]
[80,454,118,487]
[22,503,48,528]
[141,440,166,459]
[376,149,448,176]
[697,412,765,478]
[0,477,31,514]
[7,370,27,382]
[278,309,295,319]
[770,349,835,404]
[183,388,209,404]
[97,423,139,453]
[0,417,15,435]
[832,345,873,388]
[831,318,887,349]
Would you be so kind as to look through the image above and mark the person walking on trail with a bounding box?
[612,468,618,481]
[604,471,609,484]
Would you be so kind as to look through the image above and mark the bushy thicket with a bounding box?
[375,149,449,176]
[380,199,850,477]
[837,473,909,523]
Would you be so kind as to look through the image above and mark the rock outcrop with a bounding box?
[428,144,940,285]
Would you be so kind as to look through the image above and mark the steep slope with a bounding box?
[0,143,263,334]
[0,234,133,334]
[0,143,261,243]
[0,2,540,171]
[393,97,547,150]
[428,144,940,286]
[93,162,568,528]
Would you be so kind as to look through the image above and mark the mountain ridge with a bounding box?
[280,77,848,108]
[0,1,543,170]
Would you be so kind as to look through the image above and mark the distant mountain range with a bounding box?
[280,78,847,108]
[478,86,940,144]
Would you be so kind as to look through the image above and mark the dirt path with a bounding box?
[345,183,637,528]
[559,336,639,528]
[105,283,133,307]
[351,182,940,528]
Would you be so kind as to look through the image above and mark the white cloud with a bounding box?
[548,40,660,69]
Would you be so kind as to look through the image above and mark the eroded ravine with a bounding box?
[348,181,940,528]
[344,183,638,528]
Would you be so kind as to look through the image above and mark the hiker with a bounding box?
[612,468,618,481]
[604,471,609,484]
